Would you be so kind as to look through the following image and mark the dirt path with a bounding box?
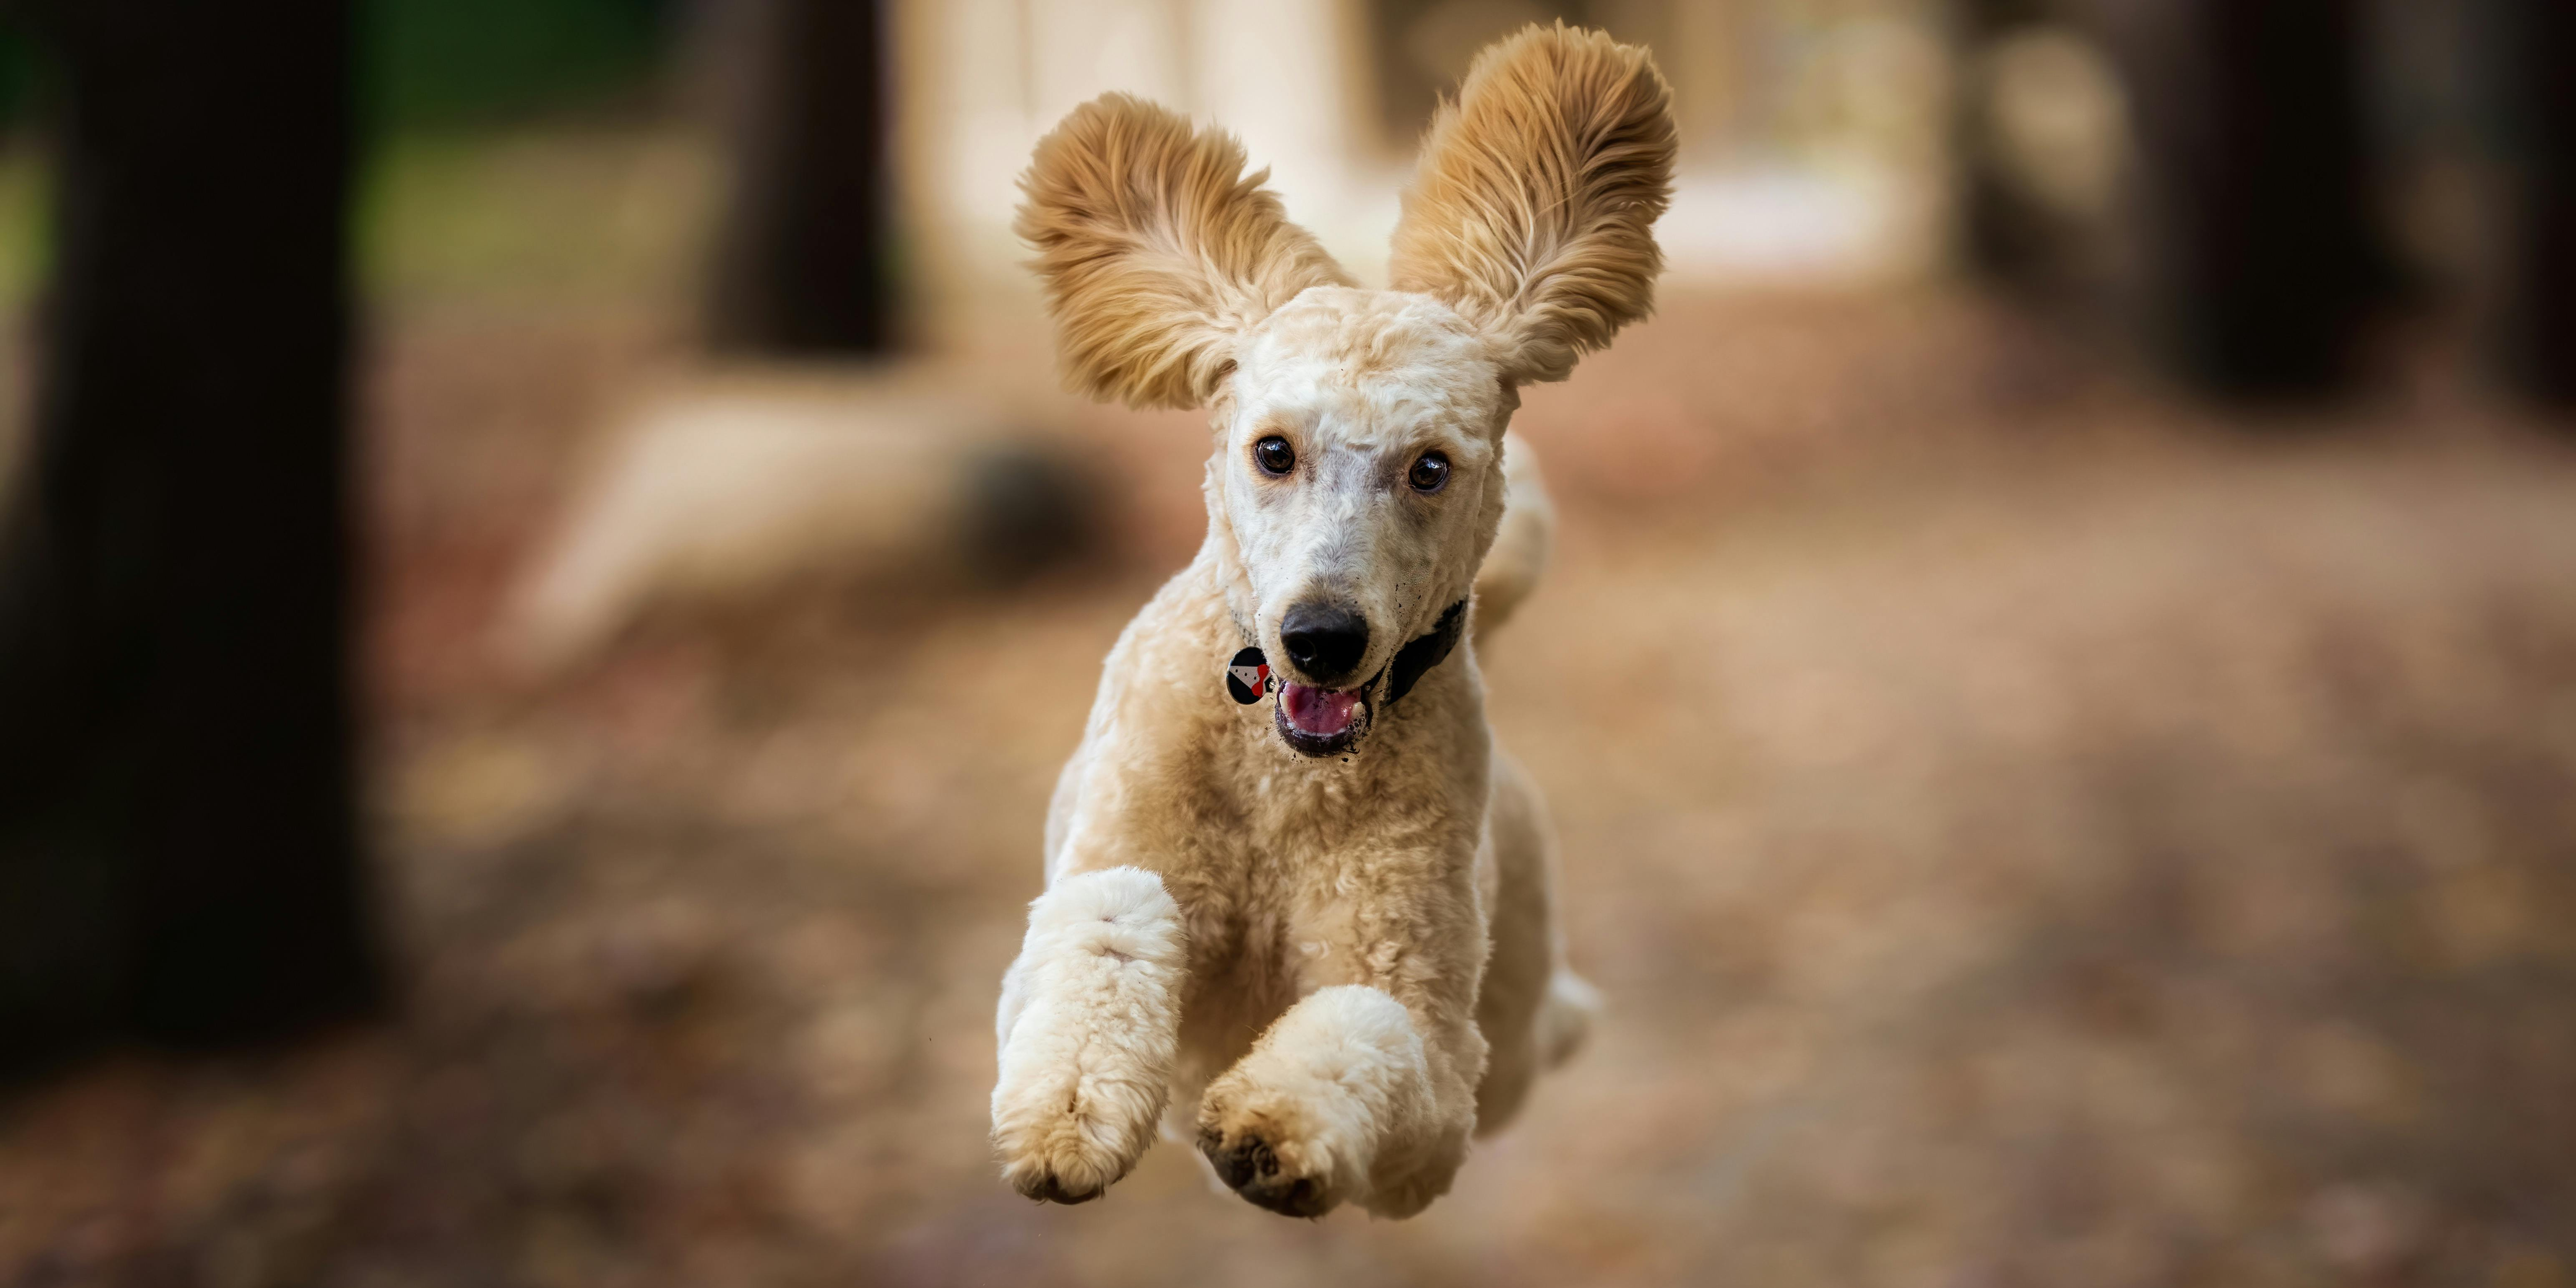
[5,297,2574,1288]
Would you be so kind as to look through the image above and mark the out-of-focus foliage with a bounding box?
[366,0,673,127]
[0,0,673,133]
[0,29,37,131]
[0,0,680,312]
[357,129,714,309]
[0,153,43,307]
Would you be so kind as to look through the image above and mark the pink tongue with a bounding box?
[1281,683,1362,735]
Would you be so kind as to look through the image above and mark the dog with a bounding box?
[990,23,1675,1219]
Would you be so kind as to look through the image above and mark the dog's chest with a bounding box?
[1194,724,1483,919]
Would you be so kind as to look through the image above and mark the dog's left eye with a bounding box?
[1254,435,1296,476]
[1407,451,1450,493]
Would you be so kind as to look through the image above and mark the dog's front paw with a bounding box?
[989,867,1188,1204]
[1195,1099,1344,1217]
[992,1110,1134,1205]
[1194,985,1452,1218]
[990,974,1171,1204]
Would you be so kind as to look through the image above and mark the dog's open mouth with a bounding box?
[1274,681,1368,756]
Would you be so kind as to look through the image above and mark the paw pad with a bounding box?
[1020,1172,1104,1206]
[1200,1128,1330,1217]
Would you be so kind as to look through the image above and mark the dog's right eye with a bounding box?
[1253,436,1296,476]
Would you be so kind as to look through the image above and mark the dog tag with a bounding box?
[1224,647,1270,705]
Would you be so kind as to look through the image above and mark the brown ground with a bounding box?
[4,280,2575,1288]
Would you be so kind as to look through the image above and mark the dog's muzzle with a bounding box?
[1224,600,1467,759]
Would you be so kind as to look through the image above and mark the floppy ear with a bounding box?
[1016,94,1354,410]
[1388,24,1677,384]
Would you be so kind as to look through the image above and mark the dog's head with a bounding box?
[1018,24,1675,756]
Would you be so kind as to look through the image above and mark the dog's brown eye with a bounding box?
[1254,435,1295,476]
[1408,451,1450,493]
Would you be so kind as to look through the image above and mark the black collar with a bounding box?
[1378,599,1467,703]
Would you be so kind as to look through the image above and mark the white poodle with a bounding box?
[991,23,1676,1219]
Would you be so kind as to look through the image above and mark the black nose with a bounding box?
[1280,603,1370,685]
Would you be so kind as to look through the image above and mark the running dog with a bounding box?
[991,23,1675,1219]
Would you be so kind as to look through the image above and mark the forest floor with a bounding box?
[4,255,2576,1286]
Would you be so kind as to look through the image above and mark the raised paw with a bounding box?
[1198,1118,1334,1217]
[989,867,1188,1205]
[1193,985,1460,1218]
[994,1119,1128,1205]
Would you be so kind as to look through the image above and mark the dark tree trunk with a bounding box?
[705,0,896,355]
[2108,0,2384,398]
[2486,0,2576,407]
[1954,0,2066,290]
[0,0,380,1075]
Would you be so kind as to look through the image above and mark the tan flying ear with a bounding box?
[1388,24,1677,384]
[1016,94,1353,410]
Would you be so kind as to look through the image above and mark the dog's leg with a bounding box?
[990,866,1189,1203]
[1194,880,1490,1219]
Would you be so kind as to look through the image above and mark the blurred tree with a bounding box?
[0,0,380,1073]
[705,0,895,355]
[1954,0,2066,291]
[1370,0,1585,147]
[2485,0,2576,407]
[2107,0,2387,398]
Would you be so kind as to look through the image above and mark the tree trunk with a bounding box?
[0,0,380,1074]
[2486,0,2576,407]
[705,0,896,355]
[1954,0,2066,290]
[2108,0,2383,398]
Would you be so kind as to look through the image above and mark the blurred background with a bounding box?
[1,0,2573,1285]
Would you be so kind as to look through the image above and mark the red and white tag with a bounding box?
[1225,647,1271,705]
